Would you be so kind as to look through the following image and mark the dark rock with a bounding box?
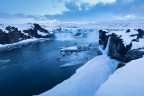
[126,29,130,33]
[0,24,54,45]
[99,30,109,49]
[98,29,144,63]
[0,29,9,44]
[109,33,132,61]
[116,63,125,69]
[0,26,30,44]
[137,29,144,38]
[130,34,137,37]
[23,23,51,38]
[124,50,144,62]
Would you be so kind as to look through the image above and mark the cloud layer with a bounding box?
[0,0,144,23]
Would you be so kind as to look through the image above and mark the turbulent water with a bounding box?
[54,30,99,42]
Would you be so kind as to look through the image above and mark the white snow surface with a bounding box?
[37,31,48,36]
[96,57,144,96]
[61,46,78,51]
[0,38,49,50]
[106,29,138,46]
[37,55,119,96]
[132,38,144,49]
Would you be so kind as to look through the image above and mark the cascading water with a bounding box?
[54,32,75,41]
[86,30,99,43]
[104,37,111,54]
[54,29,99,42]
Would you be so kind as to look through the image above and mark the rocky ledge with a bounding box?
[99,29,144,63]
[0,23,54,45]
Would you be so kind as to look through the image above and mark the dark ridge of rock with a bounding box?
[23,28,41,38]
[99,30,109,49]
[116,63,125,70]
[0,23,54,45]
[99,29,144,63]
[23,23,51,38]
[109,33,132,61]
[137,29,144,39]
[0,29,9,44]
[124,50,144,62]
[8,30,31,43]
[0,26,30,44]
[33,23,49,33]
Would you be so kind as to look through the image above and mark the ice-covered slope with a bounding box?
[96,57,144,96]
[37,55,119,96]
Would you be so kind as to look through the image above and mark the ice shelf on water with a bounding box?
[0,38,49,51]
[0,59,11,64]
[58,43,98,68]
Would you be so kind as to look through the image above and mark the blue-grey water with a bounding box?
[0,40,84,96]
[0,40,97,96]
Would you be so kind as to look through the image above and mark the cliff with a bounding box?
[0,23,53,44]
[99,29,144,62]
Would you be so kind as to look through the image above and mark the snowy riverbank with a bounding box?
[37,55,119,96]
[0,38,49,51]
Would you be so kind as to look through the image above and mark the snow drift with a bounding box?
[37,55,119,96]
[96,57,144,96]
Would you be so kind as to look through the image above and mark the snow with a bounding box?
[96,57,144,96]
[0,24,9,33]
[59,43,98,68]
[0,59,11,64]
[106,29,144,50]
[0,38,49,51]
[59,50,96,68]
[106,29,138,46]
[132,38,144,49]
[61,46,78,51]
[37,55,119,96]
[37,31,48,36]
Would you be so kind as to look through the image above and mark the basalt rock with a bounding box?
[99,30,109,49]
[99,29,144,63]
[0,26,30,44]
[0,23,53,45]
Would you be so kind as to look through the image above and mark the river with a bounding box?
[0,39,98,96]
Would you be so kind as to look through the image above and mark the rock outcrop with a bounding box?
[0,23,53,44]
[99,29,144,63]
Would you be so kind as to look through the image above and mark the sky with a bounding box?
[0,0,144,23]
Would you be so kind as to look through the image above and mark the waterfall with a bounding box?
[104,36,111,54]
[54,32,75,41]
[87,30,99,43]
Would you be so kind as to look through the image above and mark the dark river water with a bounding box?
[0,40,97,96]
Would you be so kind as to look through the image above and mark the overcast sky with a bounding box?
[0,0,144,23]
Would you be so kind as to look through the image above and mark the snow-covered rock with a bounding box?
[99,28,144,62]
[0,23,53,45]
